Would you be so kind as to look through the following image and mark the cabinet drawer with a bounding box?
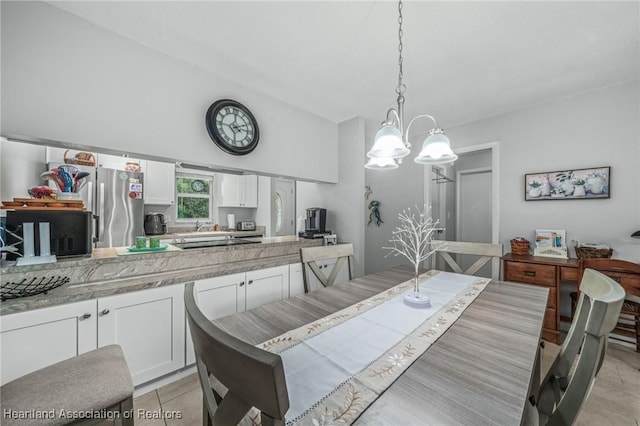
[543,308,557,329]
[560,266,579,283]
[505,262,556,286]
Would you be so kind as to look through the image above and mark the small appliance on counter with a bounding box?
[236,221,256,231]
[144,212,167,235]
[323,234,338,246]
[5,210,93,260]
[300,207,332,238]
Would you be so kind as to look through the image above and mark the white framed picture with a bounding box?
[534,229,568,259]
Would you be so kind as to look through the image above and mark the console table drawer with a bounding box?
[560,266,579,283]
[505,262,556,286]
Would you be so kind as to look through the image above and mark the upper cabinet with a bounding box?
[217,174,258,208]
[141,160,176,205]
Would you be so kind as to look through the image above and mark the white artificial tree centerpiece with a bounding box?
[384,205,443,307]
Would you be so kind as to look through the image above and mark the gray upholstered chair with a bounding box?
[1,344,134,425]
[531,268,625,425]
[184,282,289,426]
[431,240,503,279]
[299,243,354,293]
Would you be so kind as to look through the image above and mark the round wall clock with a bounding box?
[205,99,260,155]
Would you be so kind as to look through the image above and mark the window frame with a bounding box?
[175,172,214,223]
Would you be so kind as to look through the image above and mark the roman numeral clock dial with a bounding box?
[206,99,260,155]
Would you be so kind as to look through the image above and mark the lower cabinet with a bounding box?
[0,300,97,385]
[98,284,185,386]
[185,265,289,365]
[289,263,305,298]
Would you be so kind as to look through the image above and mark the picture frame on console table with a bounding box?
[534,229,568,259]
[524,166,610,201]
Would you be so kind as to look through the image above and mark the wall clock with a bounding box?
[205,99,260,155]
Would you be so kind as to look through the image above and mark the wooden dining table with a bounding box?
[212,265,549,425]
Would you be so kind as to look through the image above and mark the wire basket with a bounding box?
[63,150,96,167]
[510,239,530,255]
[1,276,70,300]
[574,246,613,259]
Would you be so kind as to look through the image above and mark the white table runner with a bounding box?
[244,271,491,425]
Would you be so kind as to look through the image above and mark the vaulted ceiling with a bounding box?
[49,1,639,130]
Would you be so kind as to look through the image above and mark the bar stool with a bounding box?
[1,344,134,425]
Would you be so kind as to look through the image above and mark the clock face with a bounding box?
[205,99,260,155]
[191,180,205,192]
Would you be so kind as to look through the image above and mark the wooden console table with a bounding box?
[503,254,579,344]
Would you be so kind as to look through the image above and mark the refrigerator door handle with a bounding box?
[98,182,105,242]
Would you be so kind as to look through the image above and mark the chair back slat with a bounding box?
[184,282,289,425]
[300,243,354,293]
[431,240,503,279]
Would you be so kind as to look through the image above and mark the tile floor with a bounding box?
[129,342,639,425]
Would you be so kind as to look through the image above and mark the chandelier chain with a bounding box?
[396,0,405,100]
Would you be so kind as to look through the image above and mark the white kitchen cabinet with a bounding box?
[185,265,289,365]
[289,263,305,298]
[142,160,176,205]
[97,284,185,386]
[217,173,258,207]
[97,153,143,171]
[0,300,97,385]
[303,257,350,293]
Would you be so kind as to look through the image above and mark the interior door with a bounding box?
[274,179,295,236]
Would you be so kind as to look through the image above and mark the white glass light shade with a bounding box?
[367,125,410,159]
[365,157,398,170]
[414,132,458,164]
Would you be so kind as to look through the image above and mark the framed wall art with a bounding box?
[524,166,610,201]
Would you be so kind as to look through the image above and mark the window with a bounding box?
[176,173,213,221]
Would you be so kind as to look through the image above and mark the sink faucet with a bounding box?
[195,220,205,232]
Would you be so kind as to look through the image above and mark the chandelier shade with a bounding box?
[414,130,458,164]
[365,156,399,170]
[368,125,410,159]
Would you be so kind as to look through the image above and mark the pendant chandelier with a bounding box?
[365,0,457,170]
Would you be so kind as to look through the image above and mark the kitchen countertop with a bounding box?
[1,235,322,315]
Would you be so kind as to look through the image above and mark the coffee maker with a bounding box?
[302,208,329,238]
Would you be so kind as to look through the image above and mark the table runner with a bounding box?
[240,270,490,425]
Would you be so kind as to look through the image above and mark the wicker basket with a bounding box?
[574,246,613,259]
[64,150,96,167]
[510,239,530,255]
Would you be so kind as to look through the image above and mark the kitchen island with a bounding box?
[0,235,321,315]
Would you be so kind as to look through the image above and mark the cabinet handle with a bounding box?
[80,313,92,320]
[248,279,254,285]
[100,309,110,316]
[523,270,537,277]
[239,281,245,287]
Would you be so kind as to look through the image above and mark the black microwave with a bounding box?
[5,210,93,260]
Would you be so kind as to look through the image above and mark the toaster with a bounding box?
[236,221,256,231]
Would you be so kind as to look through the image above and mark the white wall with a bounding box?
[1,1,338,183]
[0,140,46,201]
[447,81,640,262]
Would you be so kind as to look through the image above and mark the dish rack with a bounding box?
[1,276,70,300]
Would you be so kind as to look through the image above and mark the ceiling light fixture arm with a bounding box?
[405,114,443,142]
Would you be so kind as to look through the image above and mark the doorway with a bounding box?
[274,179,295,236]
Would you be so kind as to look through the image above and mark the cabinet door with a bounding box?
[98,285,185,386]
[186,273,246,365]
[0,300,97,384]
[246,265,289,310]
[242,175,258,208]
[217,174,243,207]
[144,160,176,205]
[289,263,305,298]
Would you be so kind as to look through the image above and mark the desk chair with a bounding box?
[531,269,624,425]
[1,344,134,426]
[431,240,503,279]
[184,282,289,426]
[300,243,354,293]
[570,258,640,352]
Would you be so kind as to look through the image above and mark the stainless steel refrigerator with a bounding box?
[47,164,144,248]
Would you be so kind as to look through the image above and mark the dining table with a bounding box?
[212,265,549,426]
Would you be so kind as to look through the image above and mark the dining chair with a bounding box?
[532,268,624,425]
[431,240,503,279]
[299,243,354,293]
[570,258,640,352]
[184,282,290,426]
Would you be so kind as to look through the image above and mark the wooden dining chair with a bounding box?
[431,240,503,279]
[570,258,640,352]
[531,269,625,425]
[184,282,290,426]
[299,243,354,293]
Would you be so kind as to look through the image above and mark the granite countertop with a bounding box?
[1,235,321,315]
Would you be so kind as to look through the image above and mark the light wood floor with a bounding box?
[130,341,639,425]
